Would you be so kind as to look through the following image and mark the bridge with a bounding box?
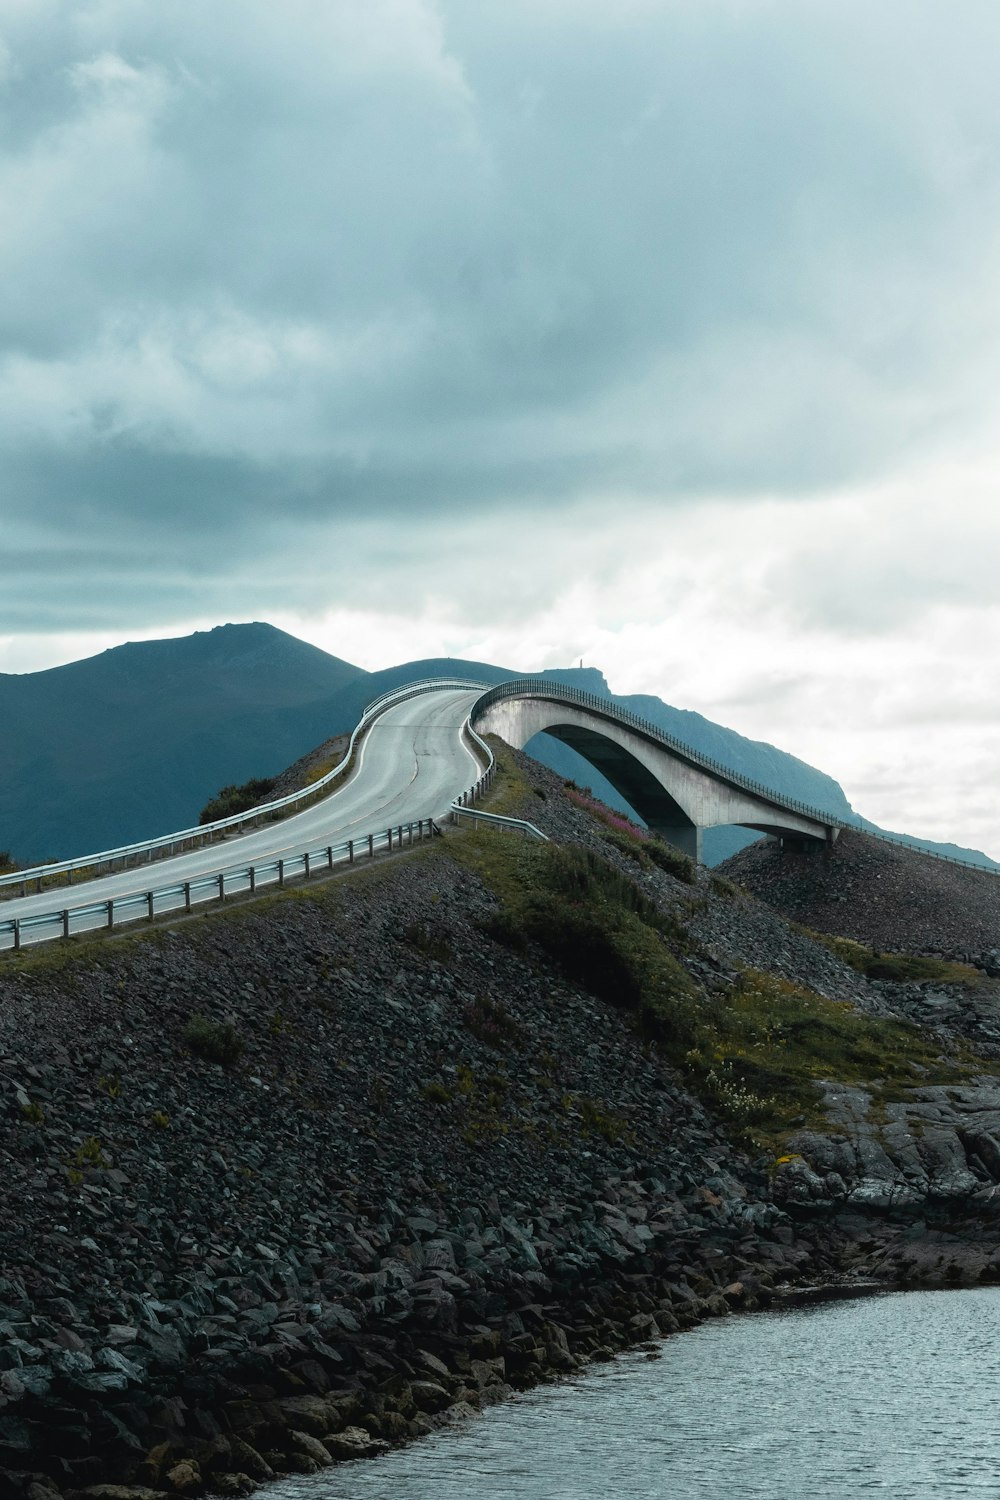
[0,675,847,950]
[472,679,840,863]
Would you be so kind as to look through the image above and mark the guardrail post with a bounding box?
[348,840,354,864]
[12,919,20,952]
[184,881,191,912]
[147,891,154,920]
[368,834,374,858]
[278,859,285,887]
[304,851,311,879]
[218,872,225,900]
[106,900,114,930]
[387,828,392,852]
[62,909,69,938]
[249,866,256,893]
[327,845,334,870]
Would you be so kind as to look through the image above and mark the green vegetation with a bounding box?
[564,786,696,885]
[686,969,973,1138]
[457,835,698,1036]
[0,850,17,873]
[401,921,452,962]
[183,1013,245,1067]
[476,738,536,817]
[806,931,982,987]
[303,753,343,787]
[66,1135,110,1183]
[463,993,521,1048]
[199,776,276,826]
[454,829,985,1148]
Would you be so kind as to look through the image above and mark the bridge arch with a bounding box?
[472,681,840,863]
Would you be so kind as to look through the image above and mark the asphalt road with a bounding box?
[0,685,484,948]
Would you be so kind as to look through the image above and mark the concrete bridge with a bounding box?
[472,679,841,863]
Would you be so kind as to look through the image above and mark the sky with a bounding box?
[2,0,1000,855]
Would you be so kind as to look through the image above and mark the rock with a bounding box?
[226,1441,273,1482]
[288,1431,332,1467]
[164,1460,201,1494]
[323,1426,390,1461]
[408,1380,452,1413]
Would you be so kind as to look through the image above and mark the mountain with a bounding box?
[2,622,995,872]
[0,623,367,862]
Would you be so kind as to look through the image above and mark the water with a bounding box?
[268,1288,1000,1498]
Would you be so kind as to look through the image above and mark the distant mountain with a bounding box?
[0,623,366,861]
[3,623,995,873]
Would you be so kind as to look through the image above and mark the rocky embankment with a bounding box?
[719,827,1000,965]
[3,754,1000,1498]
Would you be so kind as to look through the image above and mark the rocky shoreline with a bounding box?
[3,753,1000,1498]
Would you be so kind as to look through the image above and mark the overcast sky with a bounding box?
[2,0,999,854]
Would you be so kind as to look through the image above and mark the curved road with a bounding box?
[1,686,483,949]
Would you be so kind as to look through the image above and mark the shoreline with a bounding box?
[10,1197,998,1500]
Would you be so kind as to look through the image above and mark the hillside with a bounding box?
[719,827,1000,963]
[4,751,1000,1496]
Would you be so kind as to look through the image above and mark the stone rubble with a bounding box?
[1,754,999,1497]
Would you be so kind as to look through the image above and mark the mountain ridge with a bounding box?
[1,621,994,872]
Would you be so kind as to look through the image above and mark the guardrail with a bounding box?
[471,678,1000,876]
[1,678,488,896]
[451,805,548,840]
[472,678,841,828]
[447,722,547,840]
[0,820,441,953]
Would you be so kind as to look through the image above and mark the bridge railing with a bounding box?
[472,678,1000,876]
[471,678,840,827]
[0,820,441,953]
[1,678,488,895]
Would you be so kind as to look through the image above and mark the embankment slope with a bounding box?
[3,755,1000,1498]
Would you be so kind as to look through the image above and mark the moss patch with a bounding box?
[456,829,991,1148]
[804,931,983,987]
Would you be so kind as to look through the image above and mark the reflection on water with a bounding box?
[267,1288,1000,1498]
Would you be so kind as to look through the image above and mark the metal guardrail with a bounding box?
[448,722,547,841]
[471,678,839,826]
[451,805,548,840]
[0,820,440,953]
[1,678,488,895]
[471,678,1000,876]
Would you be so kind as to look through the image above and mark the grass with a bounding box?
[475,737,537,818]
[565,787,696,884]
[804,931,983,987]
[453,827,989,1149]
[183,1013,245,1067]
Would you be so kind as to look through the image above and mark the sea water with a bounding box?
[267,1287,1000,1498]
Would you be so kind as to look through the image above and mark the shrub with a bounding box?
[808,932,982,987]
[643,838,697,884]
[199,777,276,826]
[401,922,452,962]
[183,1013,245,1067]
[463,994,521,1048]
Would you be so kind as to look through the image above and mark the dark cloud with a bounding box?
[2,0,1000,631]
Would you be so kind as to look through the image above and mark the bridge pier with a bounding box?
[649,821,702,864]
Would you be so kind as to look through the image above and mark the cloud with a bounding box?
[2,0,1000,621]
[3,0,1000,854]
